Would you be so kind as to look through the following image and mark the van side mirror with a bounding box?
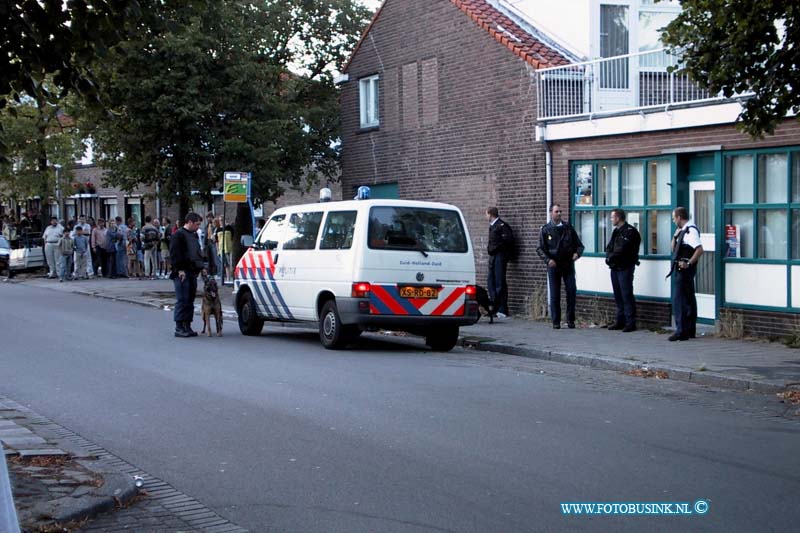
[241,235,254,248]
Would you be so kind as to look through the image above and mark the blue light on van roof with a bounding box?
[355,186,371,200]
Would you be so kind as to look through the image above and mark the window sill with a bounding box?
[358,125,380,134]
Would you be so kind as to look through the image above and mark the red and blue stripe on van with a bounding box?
[234,249,294,320]
[368,284,466,316]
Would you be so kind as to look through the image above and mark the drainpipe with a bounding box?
[539,125,552,321]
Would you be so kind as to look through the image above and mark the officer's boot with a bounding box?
[174,322,191,338]
[184,321,198,337]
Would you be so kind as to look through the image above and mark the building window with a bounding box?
[572,157,672,257]
[359,75,379,129]
[723,149,799,262]
[638,1,679,68]
[599,4,629,88]
[102,198,118,221]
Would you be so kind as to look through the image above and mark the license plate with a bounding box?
[399,286,439,299]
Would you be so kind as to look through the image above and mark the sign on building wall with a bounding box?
[725,224,740,258]
[223,172,250,203]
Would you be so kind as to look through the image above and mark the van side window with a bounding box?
[320,211,357,250]
[256,215,285,250]
[283,212,324,250]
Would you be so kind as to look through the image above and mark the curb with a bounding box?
[46,469,139,525]
[460,338,787,394]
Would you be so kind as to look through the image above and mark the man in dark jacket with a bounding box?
[536,204,584,329]
[169,212,206,337]
[486,206,514,317]
[604,209,641,332]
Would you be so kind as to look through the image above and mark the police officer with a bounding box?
[169,212,207,337]
[486,206,514,318]
[604,209,641,332]
[669,207,704,341]
[536,204,584,329]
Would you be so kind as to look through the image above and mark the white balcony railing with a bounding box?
[536,48,727,121]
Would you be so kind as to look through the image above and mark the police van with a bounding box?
[233,190,478,351]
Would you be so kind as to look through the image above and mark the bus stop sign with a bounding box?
[223,172,250,203]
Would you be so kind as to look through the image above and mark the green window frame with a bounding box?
[571,157,675,257]
[722,148,800,264]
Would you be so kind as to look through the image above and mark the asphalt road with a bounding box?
[2,283,799,532]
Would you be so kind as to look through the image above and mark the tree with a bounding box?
[0,93,85,211]
[1,0,144,109]
[84,0,371,245]
[661,0,799,137]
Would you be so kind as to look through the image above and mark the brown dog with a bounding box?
[201,276,223,337]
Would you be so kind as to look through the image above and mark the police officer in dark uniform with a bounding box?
[669,206,704,341]
[169,212,207,338]
[604,209,641,332]
[486,206,514,317]
[536,204,584,329]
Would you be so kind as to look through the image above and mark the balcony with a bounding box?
[536,49,732,122]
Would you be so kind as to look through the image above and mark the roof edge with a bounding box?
[341,1,387,74]
[492,0,585,63]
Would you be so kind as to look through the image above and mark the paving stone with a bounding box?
[0,427,31,436]
[0,435,47,446]
[18,448,67,457]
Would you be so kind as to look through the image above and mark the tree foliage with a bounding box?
[661,0,799,137]
[0,93,85,203]
[85,0,371,221]
[0,0,149,110]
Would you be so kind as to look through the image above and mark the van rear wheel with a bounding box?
[237,291,264,336]
[320,300,349,349]
[425,326,459,351]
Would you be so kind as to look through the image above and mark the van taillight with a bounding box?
[352,282,371,298]
[465,285,477,300]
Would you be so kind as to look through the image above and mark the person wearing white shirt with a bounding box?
[669,207,704,342]
[42,217,64,278]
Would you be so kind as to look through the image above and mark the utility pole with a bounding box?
[53,164,62,221]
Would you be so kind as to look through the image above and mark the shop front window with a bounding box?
[573,157,672,258]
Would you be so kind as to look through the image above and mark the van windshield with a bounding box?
[368,206,468,253]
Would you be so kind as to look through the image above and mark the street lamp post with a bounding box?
[53,164,62,221]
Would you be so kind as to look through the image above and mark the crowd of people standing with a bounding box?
[0,211,234,283]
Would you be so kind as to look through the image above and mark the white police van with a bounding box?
[233,189,478,351]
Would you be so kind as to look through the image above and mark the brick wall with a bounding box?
[573,295,672,330]
[71,165,157,223]
[719,307,800,341]
[341,0,550,315]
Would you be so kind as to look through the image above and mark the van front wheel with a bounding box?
[237,291,264,336]
[320,300,348,350]
[425,326,459,351]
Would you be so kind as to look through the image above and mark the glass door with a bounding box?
[689,181,716,321]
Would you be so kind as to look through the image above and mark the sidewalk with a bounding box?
[12,274,800,395]
[1,396,138,531]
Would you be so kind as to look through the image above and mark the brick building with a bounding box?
[9,163,341,229]
[338,0,578,315]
